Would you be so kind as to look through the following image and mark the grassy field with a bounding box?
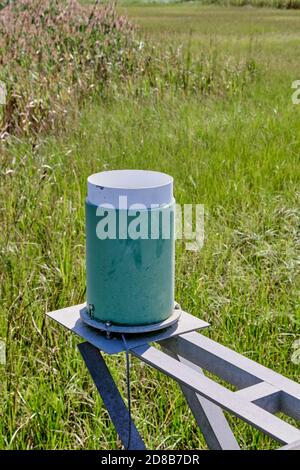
[1,2,300,449]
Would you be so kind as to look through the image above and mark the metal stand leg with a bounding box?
[78,342,146,450]
[162,346,240,450]
[48,305,300,450]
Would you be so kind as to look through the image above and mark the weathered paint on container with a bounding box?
[85,170,175,326]
[85,200,175,325]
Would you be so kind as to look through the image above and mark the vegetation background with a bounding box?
[0,0,299,449]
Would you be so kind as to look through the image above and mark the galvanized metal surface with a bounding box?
[46,304,300,450]
[132,344,300,445]
[159,332,300,422]
[162,348,240,450]
[235,382,281,414]
[46,303,209,354]
[279,439,300,450]
[79,304,182,334]
[78,342,145,450]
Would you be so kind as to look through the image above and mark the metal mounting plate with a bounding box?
[46,303,209,354]
[79,304,182,334]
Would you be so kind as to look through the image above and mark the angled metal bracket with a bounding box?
[47,304,300,450]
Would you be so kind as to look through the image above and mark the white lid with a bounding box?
[87,170,173,208]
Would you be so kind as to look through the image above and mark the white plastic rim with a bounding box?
[87,170,173,208]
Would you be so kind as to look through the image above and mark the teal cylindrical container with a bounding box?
[85,170,175,326]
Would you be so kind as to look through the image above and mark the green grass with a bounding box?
[1,4,300,449]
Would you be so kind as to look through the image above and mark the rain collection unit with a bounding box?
[47,170,300,450]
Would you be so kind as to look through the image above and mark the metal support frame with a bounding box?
[47,305,300,450]
[78,342,145,450]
